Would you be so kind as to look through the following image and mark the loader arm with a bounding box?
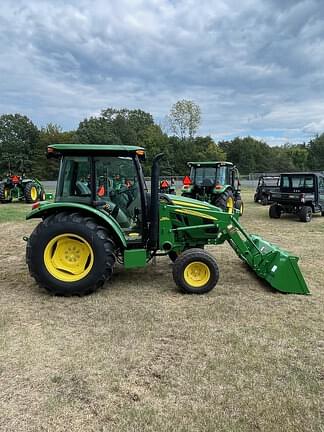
[161,196,310,295]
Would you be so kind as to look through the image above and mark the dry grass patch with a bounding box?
[0,189,323,431]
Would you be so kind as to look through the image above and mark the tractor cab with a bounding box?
[51,145,148,243]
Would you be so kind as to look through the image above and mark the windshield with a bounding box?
[281,175,314,189]
[191,165,230,186]
[263,177,279,187]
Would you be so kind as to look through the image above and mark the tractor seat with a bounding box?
[93,199,131,229]
[201,178,213,187]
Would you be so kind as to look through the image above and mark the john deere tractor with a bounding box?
[25,144,309,297]
[0,173,47,204]
[181,161,243,214]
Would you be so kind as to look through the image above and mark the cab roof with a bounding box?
[48,144,144,153]
[280,172,323,177]
[187,161,234,167]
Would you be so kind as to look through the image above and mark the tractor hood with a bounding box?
[165,194,225,212]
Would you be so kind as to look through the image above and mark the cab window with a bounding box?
[57,156,91,203]
[94,156,142,240]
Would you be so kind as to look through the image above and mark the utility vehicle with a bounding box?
[269,172,324,222]
[254,175,280,205]
[25,145,309,296]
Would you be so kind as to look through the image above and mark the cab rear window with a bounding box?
[282,175,314,189]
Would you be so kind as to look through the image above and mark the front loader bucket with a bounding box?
[249,235,310,295]
[226,220,310,295]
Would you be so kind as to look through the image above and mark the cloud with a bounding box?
[0,0,324,144]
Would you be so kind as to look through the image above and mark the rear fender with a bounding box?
[26,202,127,248]
[212,185,232,194]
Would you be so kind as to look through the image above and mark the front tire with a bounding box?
[269,204,281,219]
[261,196,268,206]
[172,248,219,294]
[299,206,312,222]
[27,212,116,295]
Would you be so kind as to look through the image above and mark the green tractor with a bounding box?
[0,173,48,204]
[25,144,309,296]
[181,161,243,214]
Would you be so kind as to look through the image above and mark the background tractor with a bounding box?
[0,173,47,204]
[25,144,308,297]
[181,161,243,214]
[0,157,52,204]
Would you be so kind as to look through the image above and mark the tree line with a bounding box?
[0,102,323,180]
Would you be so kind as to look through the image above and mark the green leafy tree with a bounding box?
[140,124,169,174]
[0,113,39,174]
[219,137,272,174]
[34,123,75,179]
[307,134,324,170]
[74,117,120,144]
[75,108,155,146]
[169,136,225,175]
[101,108,154,143]
[168,100,201,139]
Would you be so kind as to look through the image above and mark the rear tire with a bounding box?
[0,183,12,203]
[213,190,234,213]
[27,212,116,295]
[24,181,39,203]
[269,204,281,219]
[172,248,219,294]
[234,199,244,215]
[299,206,312,222]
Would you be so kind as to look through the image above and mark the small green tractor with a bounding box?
[181,161,243,214]
[0,173,48,204]
[25,144,309,296]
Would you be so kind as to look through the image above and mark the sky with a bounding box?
[0,0,324,145]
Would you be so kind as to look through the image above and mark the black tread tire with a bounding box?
[234,199,244,216]
[172,248,219,294]
[168,245,205,262]
[40,188,46,201]
[254,193,258,203]
[261,196,268,206]
[0,183,12,203]
[299,206,312,223]
[26,212,116,296]
[269,204,281,219]
[24,181,39,203]
[213,189,234,212]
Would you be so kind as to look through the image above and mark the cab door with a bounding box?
[318,176,324,207]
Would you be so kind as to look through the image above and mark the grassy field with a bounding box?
[0,189,323,432]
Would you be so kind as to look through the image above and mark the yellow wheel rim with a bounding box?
[226,196,234,214]
[44,234,94,282]
[240,203,244,215]
[184,261,210,288]
[4,188,9,199]
[31,186,38,201]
